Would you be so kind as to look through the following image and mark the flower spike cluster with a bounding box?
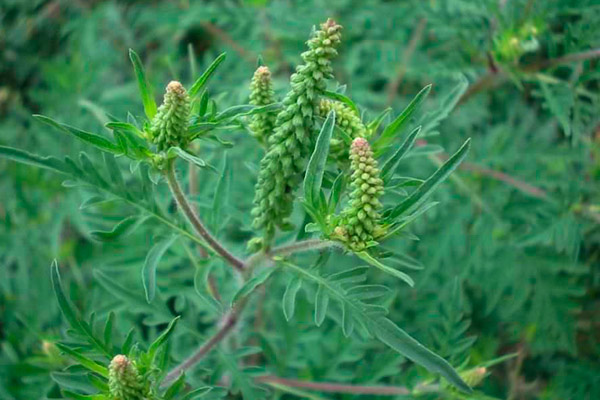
[248,66,277,146]
[108,355,147,400]
[149,81,191,151]
[317,99,368,162]
[331,137,385,251]
[251,19,343,244]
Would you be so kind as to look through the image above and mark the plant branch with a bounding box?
[187,150,208,259]
[163,238,339,382]
[386,18,427,106]
[507,345,527,400]
[166,159,246,271]
[458,159,549,199]
[201,22,256,63]
[459,47,600,105]
[522,47,600,72]
[256,375,439,395]
[271,239,341,257]
[162,306,242,386]
[246,239,341,268]
[417,140,549,200]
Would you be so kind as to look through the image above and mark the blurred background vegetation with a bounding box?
[1,0,599,398]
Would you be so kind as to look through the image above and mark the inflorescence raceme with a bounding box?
[251,19,343,246]
[149,81,191,151]
[330,137,386,251]
[249,66,277,146]
[108,355,148,400]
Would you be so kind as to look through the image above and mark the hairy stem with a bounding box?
[386,17,427,106]
[271,239,341,256]
[188,152,208,259]
[162,306,243,386]
[523,47,600,71]
[459,47,600,105]
[246,239,341,268]
[256,375,439,395]
[200,21,256,63]
[417,139,549,201]
[166,159,245,271]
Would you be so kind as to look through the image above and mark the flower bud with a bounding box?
[331,138,384,251]
[108,355,146,400]
[459,367,487,387]
[149,81,191,151]
[249,66,277,146]
[42,340,61,360]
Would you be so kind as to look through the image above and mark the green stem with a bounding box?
[165,159,245,271]
[246,239,341,268]
[271,239,340,256]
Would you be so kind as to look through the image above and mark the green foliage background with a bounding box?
[1,0,599,398]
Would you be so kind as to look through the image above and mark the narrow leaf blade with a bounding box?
[357,252,414,287]
[129,49,157,119]
[231,268,277,306]
[323,91,360,115]
[189,53,227,97]
[90,215,148,242]
[142,235,178,303]
[0,146,68,174]
[168,147,207,169]
[55,344,109,378]
[34,115,121,154]
[50,261,111,357]
[381,126,421,183]
[372,317,471,393]
[147,316,180,361]
[341,303,354,337]
[373,84,431,152]
[314,285,329,327]
[303,110,336,209]
[282,278,302,321]
[388,138,471,220]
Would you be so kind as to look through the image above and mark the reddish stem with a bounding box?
[416,139,548,200]
[162,309,239,385]
[257,375,437,395]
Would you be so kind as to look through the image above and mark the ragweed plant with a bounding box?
[0,17,508,400]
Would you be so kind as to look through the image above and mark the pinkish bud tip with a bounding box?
[255,66,272,80]
[166,81,185,94]
[351,137,369,149]
[324,18,339,28]
[110,354,130,370]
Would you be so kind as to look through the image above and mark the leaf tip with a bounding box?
[50,259,61,281]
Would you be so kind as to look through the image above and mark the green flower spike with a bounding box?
[317,99,367,162]
[108,355,147,400]
[251,19,343,245]
[249,66,277,146]
[460,367,487,387]
[149,81,191,151]
[332,137,385,252]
